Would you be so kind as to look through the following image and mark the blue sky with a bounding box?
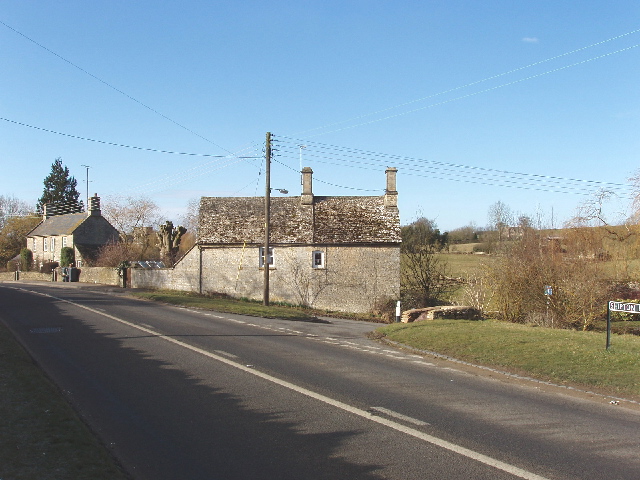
[1,1,639,231]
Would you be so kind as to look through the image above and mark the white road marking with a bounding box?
[370,407,429,426]
[214,350,239,359]
[35,290,551,480]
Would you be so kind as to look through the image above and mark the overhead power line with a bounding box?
[297,43,640,138]
[291,28,640,138]
[0,117,259,160]
[273,135,634,199]
[0,18,232,155]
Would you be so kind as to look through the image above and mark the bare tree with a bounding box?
[157,221,187,266]
[400,218,452,308]
[102,195,161,242]
[180,198,200,236]
[0,195,33,230]
[487,200,514,243]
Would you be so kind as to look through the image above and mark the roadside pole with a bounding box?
[606,303,611,350]
[263,132,271,306]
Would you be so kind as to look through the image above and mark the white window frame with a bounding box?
[62,236,67,248]
[312,250,325,269]
[51,237,55,255]
[43,237,48,252]
[259,246,274,268]
[32,238,36,251]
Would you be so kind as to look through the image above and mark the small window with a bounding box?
[259,247,274,268]
[312,250,325,269]
[51,237,55,253]
[62,236,67,247]
[32,238,36,251]
[43,238,48,252]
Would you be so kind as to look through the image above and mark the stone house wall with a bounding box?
[131,243,400,313]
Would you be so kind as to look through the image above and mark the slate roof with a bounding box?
[198,195,401,245]
[27,213,87,236]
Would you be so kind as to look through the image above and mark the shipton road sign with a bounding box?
[608,301,640,313]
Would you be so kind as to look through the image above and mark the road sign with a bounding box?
[608,301,640,313]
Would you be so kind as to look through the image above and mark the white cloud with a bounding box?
[522,37,539,43]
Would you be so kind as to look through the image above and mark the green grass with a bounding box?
[439,252,492,278]
[131,290,329,322]
[0,322,129,480]
[376,319,640,398]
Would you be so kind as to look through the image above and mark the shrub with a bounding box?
[486,227,609,330]
[20,248,33,271]
[60,247,75,267]
[40,261,59,273]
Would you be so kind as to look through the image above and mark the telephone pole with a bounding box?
[263,132,271,306]
[81,164,90,209]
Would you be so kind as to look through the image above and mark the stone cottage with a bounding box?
[132,167,400,312]
[132,168,401,314]
[26,194,119,268]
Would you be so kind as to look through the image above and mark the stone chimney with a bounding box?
[384,167,398,212]
[43,204,51,220]
[301,167,314,205]
[88,193,101,217]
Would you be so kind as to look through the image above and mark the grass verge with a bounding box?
[0,321,129,480]
[129,290,382,323]
[375,319,640,398]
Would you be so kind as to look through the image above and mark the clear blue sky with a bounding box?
[1,1,639,231]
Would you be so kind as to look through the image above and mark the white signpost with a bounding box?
[606,301,640,349]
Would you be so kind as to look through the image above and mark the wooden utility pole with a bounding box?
[263,132,271,306]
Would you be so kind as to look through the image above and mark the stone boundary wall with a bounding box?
[0,272,52,282]
[72,267,120,285]
[131,246,200,292]
[0,267,121,286]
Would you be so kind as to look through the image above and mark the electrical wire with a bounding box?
[292,27,640,137]
[273,135,635,199]
[294,43,640,137]
[0,117,259,160]
[0,19,233,155]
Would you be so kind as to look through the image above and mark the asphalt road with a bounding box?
[1,282,639,480]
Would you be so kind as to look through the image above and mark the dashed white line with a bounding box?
[370,407,430,426]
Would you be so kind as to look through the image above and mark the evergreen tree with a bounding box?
[36,158,84,214]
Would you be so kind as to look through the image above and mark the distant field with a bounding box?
[440,248,640,283]
[439,253,492,278]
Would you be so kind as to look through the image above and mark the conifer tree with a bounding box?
[36,158,84,214]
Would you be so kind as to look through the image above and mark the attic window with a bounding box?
[312,250,325,269]
[259,247,274,268]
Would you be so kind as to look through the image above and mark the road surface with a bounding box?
[1,282,639,479]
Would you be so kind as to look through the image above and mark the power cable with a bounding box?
[273,135,635,198]
[293,27,640,137]
[0,19,232,155]
[296,43,640,137]
[0,117,259,160]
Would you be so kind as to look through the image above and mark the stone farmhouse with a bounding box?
[132,168,401,313]
[26,194,119,268]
